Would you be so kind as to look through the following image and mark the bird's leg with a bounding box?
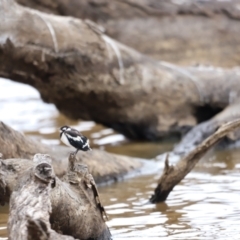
[74,149,79,155]
[70,149,79,156]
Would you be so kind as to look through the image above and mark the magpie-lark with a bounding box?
[60,125,91,155]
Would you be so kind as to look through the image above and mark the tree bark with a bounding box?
[8,154,78,240]
[16,0,240,67]
[0,121,143,183]
[150,118,240,203]
[6,153,111,240]
[1,0,240,140]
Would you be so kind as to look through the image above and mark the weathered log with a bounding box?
[8,154,77,240]
[50,153,111,239]
[0,121,142,183]
[1,0,240,140]
[6,153,111,240]
[16,0,240,67]
[150,119,240,203]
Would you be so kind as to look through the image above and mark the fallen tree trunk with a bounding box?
[16,0,240,67]
[150,119,240,203]
[0,121,143,183]
[1,0,240,140]
[6,153,111,239]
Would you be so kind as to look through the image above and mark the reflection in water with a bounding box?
[1,78,240,239]
[0,204,8,239]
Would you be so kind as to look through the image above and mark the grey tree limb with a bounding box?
[173,99,240,156]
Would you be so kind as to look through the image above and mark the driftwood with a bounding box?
[5,153,111,239]
[0,121,142,183]
[8,154,77,240]
[16,0,240,67]
[1,0,240,141]
[150,119,240,203]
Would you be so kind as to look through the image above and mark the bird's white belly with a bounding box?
[61,133,74,148]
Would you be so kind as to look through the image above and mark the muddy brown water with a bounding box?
[0,78,240,239]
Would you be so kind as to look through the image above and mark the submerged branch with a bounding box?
[150,119,240,203]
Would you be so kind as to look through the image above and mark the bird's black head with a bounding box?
[60,125,69,132]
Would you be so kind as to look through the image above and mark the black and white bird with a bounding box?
[60,125,91,155]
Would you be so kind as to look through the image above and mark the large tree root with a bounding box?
[150,119,240,203]
[6,153,111,239]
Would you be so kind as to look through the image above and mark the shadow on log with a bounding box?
[0,121,143,183]
[6,153,111,239]
[170,99,240,157]
[1,0,240,140]
[150,119,240,203]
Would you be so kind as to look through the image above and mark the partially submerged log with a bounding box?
[0,121,143,183]
[8,154,77,240]
[16,0,240,67]
[6,153,111,239]
[150,119,240,203]
[1,0,240,140]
